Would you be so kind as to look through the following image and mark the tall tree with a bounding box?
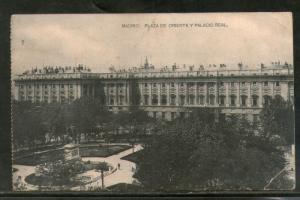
[95,162,110,189]
[260,96,294,145]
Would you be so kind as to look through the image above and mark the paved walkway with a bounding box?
[13,144,143,191]
[79,144,143,190]
[284,147,295,182]
[13,165,38,191]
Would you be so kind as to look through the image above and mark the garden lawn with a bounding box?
[121,150,143,163]
[14,144,131,165]
[80,145,131,157]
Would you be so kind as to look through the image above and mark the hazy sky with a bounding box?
[11,13,293,75]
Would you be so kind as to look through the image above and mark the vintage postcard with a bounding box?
[11,13,295,192]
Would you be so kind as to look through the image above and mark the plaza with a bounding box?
[13,143,143,191]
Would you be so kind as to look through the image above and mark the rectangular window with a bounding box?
[152,95,158,105]
[171,82,175,87]
[119,96,124,105]
[253,114,258,123]
[144,83,148,87]
[241,96,247,106]
[179,95,185,105]
[198,82,204,87]
[230,82,235,87]
[170,95,176,105]
[220,82,224,86]
[61,84,64,88]
[110,97,114,105]
[171,112,175,120]
[230,96,236,106]
[153,111,156,119]
[264,81,268,86]
[161,95,167,105]
[199,96,205,105]
[144,95,149,105]
[209,95,215,105]
[253,82,257,86]
[162,83,165,88]
[189,95,195,105]
[220,96,225,106]
[161,112,165,120]
[252,96,258,106]
[275,82,280,87]
[153,83,156,87]
[180,112,185,118]
[241,82,245,86]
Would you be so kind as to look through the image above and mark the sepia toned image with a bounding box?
[11,13,295,192]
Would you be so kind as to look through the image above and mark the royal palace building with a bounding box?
[13,61,294,121]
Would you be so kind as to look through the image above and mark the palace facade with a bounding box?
[13,61,294,121]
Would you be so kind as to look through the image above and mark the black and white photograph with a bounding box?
[11,13,295,192]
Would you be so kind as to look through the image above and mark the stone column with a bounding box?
[32,83,35,103]
[258,82,263,107]
[116,83,119,105]
[271,81,274,98]
[149,83,152,106]
[247,82,251,107]
[205,82,209,106]
[185,82,188,105]
[126,82,130,106]
[14,84,19,101]
[176,82,179,106]
[236,82,240,107]
[157,83,161,106]
[225,82,229,107]
[167,83,170,106]
[40,83,43,102]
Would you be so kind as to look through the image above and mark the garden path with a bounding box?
[78,144,143,190]
[13,144,143,191]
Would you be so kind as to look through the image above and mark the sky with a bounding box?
[11,12,293,75]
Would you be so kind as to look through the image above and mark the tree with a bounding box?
[260,96,294,145]
[134,109,286,191]
[95,162,110,189]
[12,101,48,149]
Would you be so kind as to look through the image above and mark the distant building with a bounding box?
[13,60,294,121]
